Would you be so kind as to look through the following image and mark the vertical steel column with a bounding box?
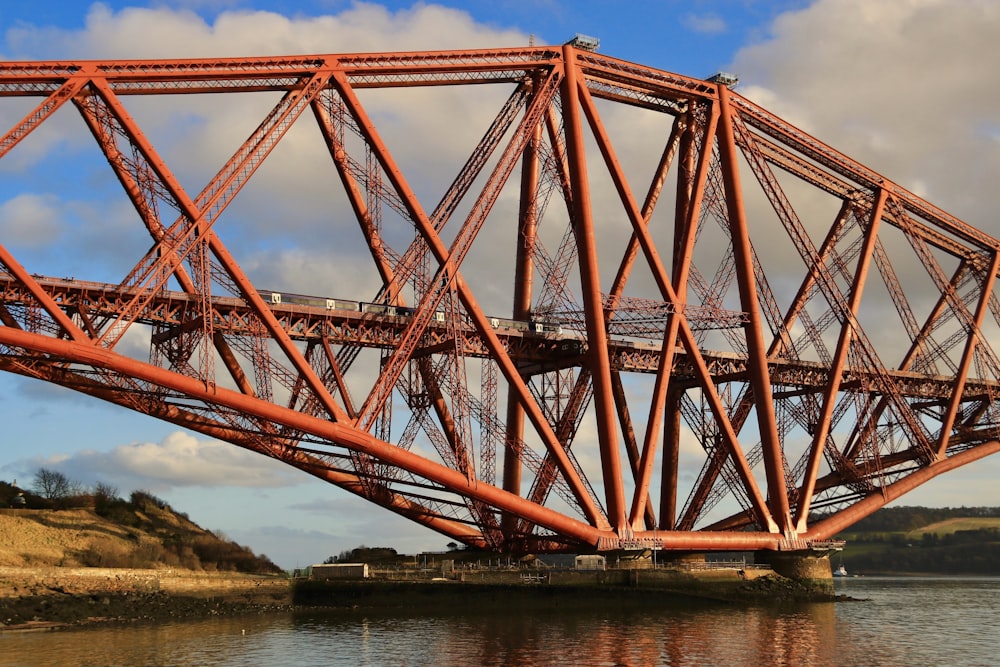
[659,390,682,529]
[659,116,697,531]
[333,64,606,527]
[560,45,627,531]
[716,84,791,534]
[502,85,542,534]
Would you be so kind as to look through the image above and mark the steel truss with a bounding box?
[1,46,999,554]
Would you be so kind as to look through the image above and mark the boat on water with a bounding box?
[833,564,848,577]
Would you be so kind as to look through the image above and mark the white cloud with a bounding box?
[26,431,302,491]
[1,3,531,293]
[726,0,1000,508]
[3,0,998,551]
[4,3,528,60]
[682,12,727,35]
[731,0,1000,229]
[889,452,1000,508]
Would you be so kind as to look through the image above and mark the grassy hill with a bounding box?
[0,481,280,574]
[906,517,1000,538]
[835,506,1000,575]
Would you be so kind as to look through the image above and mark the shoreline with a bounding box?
[0,567,292,632]
[0,589,294,632]
[0,562,847,631]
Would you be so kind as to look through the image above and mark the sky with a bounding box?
[1,0,1000,569]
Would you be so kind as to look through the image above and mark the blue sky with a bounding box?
[2,0,999,569]
[1,1,808,73]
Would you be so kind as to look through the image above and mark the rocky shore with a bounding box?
[0,567,292,631]
[0,589,292,631]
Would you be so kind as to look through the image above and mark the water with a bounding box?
[0,577,996,666]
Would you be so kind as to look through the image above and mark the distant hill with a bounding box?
[0,481,280,573]
[843,505,1000,533]
[835,506,1000,575]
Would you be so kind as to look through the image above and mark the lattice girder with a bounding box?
[1,46,999,555]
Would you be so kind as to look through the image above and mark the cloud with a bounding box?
[722,0,1000,508]
[890,453,1000,508]
[243,493,458,567]
[0,194,66,249]
[0,3,531,295]
[681,12,727,35]
[719,0,1000,369]
[731,0,1000,229]
[18,431,302,491]
[4,3,528,60]
[3,0,997,546]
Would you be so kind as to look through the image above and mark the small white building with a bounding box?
[311,563,370,580]
[574,555,606,571]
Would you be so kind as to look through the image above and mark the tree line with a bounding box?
[5,467,171,514]
[842,505,1000,533]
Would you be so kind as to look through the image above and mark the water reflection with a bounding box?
[293,600,840,667]
[0,615,285,667]
[1,578,997,667]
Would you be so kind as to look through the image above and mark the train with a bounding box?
[21,274,570,336]
[261,290,563,335]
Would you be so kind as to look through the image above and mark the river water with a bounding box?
[0,577,996,666]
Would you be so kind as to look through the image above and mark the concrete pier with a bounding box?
[754,551,835,596]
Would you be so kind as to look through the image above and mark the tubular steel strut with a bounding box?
[1,47,999,555]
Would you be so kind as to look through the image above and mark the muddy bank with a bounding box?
[0,568,292,631]
[0,589,292,630]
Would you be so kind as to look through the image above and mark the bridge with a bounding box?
[1,45,999,556]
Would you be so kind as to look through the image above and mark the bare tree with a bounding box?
[32,468,75,501]
[94,481,120,503]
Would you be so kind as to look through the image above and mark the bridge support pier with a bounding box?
[755,550,834,594]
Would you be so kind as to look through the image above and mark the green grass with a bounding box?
[906,517,1000,539]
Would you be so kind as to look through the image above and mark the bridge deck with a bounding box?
[0,275,987,402]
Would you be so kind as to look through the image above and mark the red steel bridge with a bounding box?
[1,45,999,556]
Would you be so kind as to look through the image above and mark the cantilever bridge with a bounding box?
[1,45,999,556]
